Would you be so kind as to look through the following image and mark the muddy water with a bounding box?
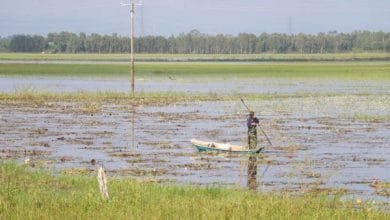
[1,93,389,206]
[1,77,389,94]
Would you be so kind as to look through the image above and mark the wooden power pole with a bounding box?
[130,0,135,96]
[122,0,139,96]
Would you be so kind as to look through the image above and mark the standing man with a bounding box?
[247,111,259,149]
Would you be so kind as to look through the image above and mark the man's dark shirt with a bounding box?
[247,117,259,129]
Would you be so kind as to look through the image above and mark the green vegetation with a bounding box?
[0,91,225,105]
[1,91,389,123]
[1,162,387,219]
[0,91,328,107]
[0,62,389,79]
[0,90,380,103]
[351,114,390,123]
[0,52,390,62]
[2,30,390,53]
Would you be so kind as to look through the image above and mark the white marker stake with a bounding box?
[97,166,109,200]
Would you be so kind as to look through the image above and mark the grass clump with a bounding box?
[352,114,390,123]
[0,162,388,219]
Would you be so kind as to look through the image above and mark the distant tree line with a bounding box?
[1,30,389,53]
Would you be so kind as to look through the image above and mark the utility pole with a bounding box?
[122,1,141,150]
[130,0,135,96]
[122,0,141,96]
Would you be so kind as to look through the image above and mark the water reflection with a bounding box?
[247,155,258,190]
[131,106,136,149]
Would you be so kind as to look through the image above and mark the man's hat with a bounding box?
[249,111,254,116]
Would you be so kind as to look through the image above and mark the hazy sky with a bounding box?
[0,0,389,36]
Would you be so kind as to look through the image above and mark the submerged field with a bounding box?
[0,53,389,216]
[1,91,389,206]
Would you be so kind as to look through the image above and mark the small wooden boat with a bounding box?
[190,139,262,154]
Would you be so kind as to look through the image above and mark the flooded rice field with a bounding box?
[1,77,389,206]
[1,76,389,94]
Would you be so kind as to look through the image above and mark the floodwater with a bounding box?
[1,76,389,209]
[1,92,389,206]
[1,76,389,94]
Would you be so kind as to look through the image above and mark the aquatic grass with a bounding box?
[351,114,390,123]
[0,90,376,104]
[0,162,388,219]
[0,90,224,105]
[0,62,389,79]
[1,91,388,123]
[81,102,102,114]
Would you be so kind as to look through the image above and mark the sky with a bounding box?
[0,0,389,37]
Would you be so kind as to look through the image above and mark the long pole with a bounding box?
[240,98,273,146]
[130,0,135,96]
